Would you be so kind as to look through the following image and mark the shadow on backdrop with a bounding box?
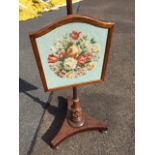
[19,78,67,149]
[19,78,38,92]
[19,78,53,108]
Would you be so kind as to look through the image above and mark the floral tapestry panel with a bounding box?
[36,22,108,89]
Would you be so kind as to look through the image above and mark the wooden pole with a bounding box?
[68,86,85,127]
[73,87,78,99]
[66,0,73,15]
[72,87,80,112]
[66,0,85,127]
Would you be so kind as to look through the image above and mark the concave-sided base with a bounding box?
[50,97,108,149]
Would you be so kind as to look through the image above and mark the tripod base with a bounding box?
[50,97,108,149]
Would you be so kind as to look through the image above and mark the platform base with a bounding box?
[50,97,108,149]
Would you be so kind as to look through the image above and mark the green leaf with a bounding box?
[90,38,96,44]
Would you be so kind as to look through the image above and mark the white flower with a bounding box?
[49,61,62,73]
[54,61,62,68]
[86,61,96,70]
[55,41,63,50]
[62,40,69,49]
[63,57,77,71]
[53,66,60,73]
[85,40,92,50]
[92,43,100,53]
[50,47,56,51]
[49,65,60,73]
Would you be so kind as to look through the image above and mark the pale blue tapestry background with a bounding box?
[36,22,108,89]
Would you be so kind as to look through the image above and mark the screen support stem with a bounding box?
[68,87,85,127]
[66,0,85,128]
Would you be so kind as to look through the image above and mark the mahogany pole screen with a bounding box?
[29,15,114,92]
[29,0,114,149]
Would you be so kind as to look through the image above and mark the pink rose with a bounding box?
[48,54,58,63]
[85,52,92,61]
[57,71,65,78]
[71,31,81,40]
[77,56,87,64]
[59,50,66,58]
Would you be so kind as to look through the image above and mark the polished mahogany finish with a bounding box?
[67,87,85,127]
[51,97,107,149]
[29,14,114,92]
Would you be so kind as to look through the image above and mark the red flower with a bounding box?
[59,50,66,58]
[48,54,58,63]
[85,52,92,61]
[77,55,87,64]
[71,31,81,40]
[57,71,65,78]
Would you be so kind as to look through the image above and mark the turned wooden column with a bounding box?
[68,87,85,127]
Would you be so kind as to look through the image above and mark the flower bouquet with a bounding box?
[48,30,100,79]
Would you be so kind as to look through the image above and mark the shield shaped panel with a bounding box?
[30,15,114,92]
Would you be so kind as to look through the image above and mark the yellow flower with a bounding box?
[86,62,96,71]
[92,43,100,53]
[66,45,81,57]
[66,71,75,78]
